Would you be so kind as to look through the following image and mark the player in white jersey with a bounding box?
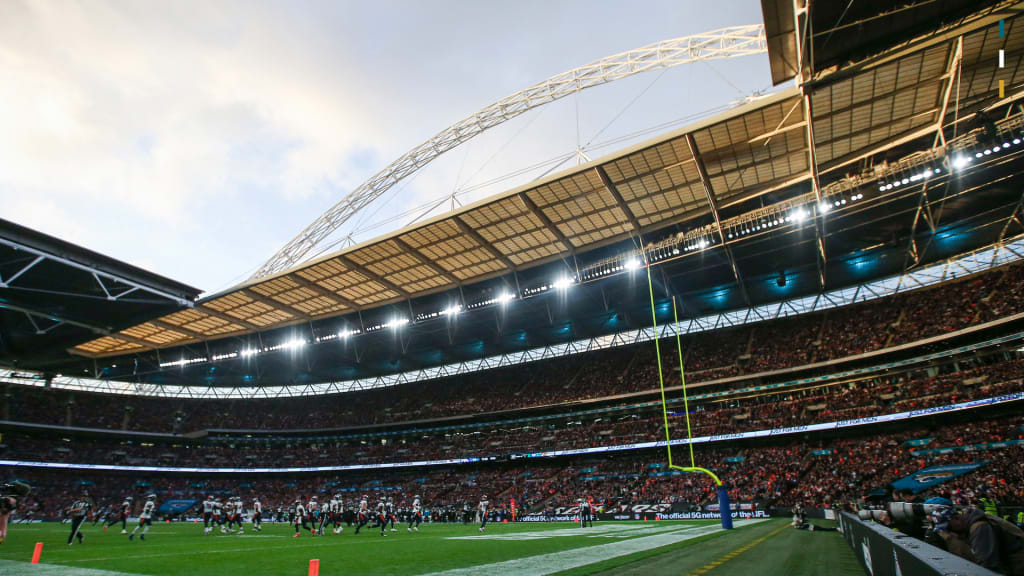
[202,496,216,535]
[385,497,398,532]
[233,497,245,534]
[354,496,370,534]
[213,498,227,533]
[129,494,155,541]
[251,498,263,532]
[329,494,344,534]
[408,495,423,532]
[478,496,489,532]
[306,496,319,533]
[293,498,313,538]
[374,499,388,536]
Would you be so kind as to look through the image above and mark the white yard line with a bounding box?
[421,519,769,576]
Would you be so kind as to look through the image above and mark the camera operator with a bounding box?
[933,505,1024,575]
[856,494,952,548]
[790,502,838,532]
[0,481,32,545]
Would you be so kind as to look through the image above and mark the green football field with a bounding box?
[0,518,864,576]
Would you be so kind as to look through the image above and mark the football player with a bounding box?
[251,497,263,532]
[354,496,370,535]
[214,498,227,534]
[128,494,155,541]
[104,496,131,534]
[329,493,343,534]
[374,499,388,536]
[293,498,313,538]
[408,494,423,532]
[317,498,330,535]
[478,496,489,532]
[233,497,245,535]
[202,496,215,535]
[386,496,398,532]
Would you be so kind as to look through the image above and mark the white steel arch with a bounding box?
[251,25,768,279]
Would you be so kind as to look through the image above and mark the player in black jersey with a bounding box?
[104,496,131,534]
[91,504,109,527]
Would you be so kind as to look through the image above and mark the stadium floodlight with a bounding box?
[624,259,642,270]
[442,305,462,316]
[818,202,831,214]
[951,155,970,170]
[497,292,516,304]
[285,339,306,349]
[552,277,575,290]
[386,318,410,329]
[792,208,808,223]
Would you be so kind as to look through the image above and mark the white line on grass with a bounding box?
[0,558,142,576]
[421,519,769,576]
[447,523,692,541]
[61,538,376,564]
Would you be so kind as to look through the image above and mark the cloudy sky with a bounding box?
[1,0,772,295]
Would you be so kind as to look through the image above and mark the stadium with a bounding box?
[2,0,1024,575]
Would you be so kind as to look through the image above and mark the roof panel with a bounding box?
[77,15,1013,357]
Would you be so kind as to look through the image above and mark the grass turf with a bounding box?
[0,518,862,576]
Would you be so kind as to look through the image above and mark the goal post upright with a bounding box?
[644,255,732,529]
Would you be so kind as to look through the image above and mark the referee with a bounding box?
[66,490,92,545]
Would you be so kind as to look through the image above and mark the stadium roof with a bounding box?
[67,2,1023,358]
[0,218,201,367]
[761,0,1005,86]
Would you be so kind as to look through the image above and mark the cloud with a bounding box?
[0,0,768,292]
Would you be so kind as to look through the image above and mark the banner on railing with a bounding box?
[905,438,934,447]
[910,438,1024,456]
[158,499,198,515]
[890,462,990,494]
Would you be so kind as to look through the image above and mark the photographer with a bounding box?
[934,506,1024,575]
[791,503,838,532]
[0,481,32,545]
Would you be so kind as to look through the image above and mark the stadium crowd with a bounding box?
[3,356,1022,468]
[4,412,1021,522]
